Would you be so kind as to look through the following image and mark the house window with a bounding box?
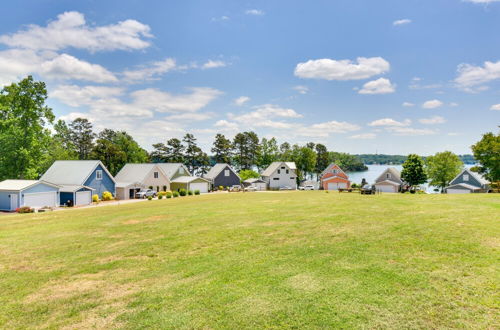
[273,178,279,180]
[386,173,391,179]
[290,177,295,180]
[463,174,469,181]
[277,169,281,174]
[157,186,160,192]
[281,166,285,169]
[224,170,230,177]
[286,169,289,174]
[154,171,159,179]
[96,170,103,180]
[332,169,337,174]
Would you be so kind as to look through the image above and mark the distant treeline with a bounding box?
[357,154,476,165]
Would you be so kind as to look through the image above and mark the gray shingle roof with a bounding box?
[446,183,483,190]
[155,163,190,179]
[204,163,239,180]
[261,162,296,177]
[244,178,265,183]
[171,176,209,183]
[375,167,402,185]
[40,160,114,185]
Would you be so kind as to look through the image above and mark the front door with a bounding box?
[10,194,18,210]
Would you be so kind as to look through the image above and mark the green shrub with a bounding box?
[158,195,163,200]
[102,191,113,201]
[194,189,200,195]
[188,190,193,196]
[92,194,99,203]
[166,191,173,199]
[325,190,329,194]
[147,196,153,201]
[218,185,224,191]
[173,191,179,198]
[179,189,187,196]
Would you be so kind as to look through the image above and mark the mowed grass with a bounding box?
[0,192,498,329]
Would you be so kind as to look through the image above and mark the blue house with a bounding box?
[445,168,490,194]
[0,180,60,211]
[41,160,115,205]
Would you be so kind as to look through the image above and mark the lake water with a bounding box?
[346,164,473,193]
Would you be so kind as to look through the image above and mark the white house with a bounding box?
[261,162,297,189]
[374,167,403,193]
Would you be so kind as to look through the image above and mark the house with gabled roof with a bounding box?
[41,160,115,205]
[445,168,490,194]
[0,180,60,211]
[204,163,240,189]
[261,162,297,189]
[374,167,403,193]
[320,164,350,190]
[155,163,210,193]
[114,163,171,200]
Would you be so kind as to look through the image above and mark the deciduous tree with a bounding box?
[401,154,427,190]
[426,151,463,192]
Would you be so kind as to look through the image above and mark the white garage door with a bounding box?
[447,189,470,194]
[327,182,347,190]
[190,182,208,193]
[24,192,57,208]
[75,191,91,205]
[376,185,396,193]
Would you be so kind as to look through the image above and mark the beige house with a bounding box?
[114,164,171,200]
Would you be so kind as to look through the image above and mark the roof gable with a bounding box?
[320,163,348,179]
[449,168,488,187]
[155,163,191,179]
[204,164,240,180]
[375,167,402,184]
[114,163,166,184]
[262,162,297,177]
[0,180,60,191]
[41,160,115,185]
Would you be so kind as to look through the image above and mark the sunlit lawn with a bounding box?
[0,191,498,328]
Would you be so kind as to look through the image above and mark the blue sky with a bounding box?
[1,0,499,155]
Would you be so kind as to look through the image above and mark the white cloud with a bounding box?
[245,9,265,15]
[464,0,500,3]
[358,78,395,94]
[211,16,230,22]
[234,96,250,106]
[418,116,446,124]
[229,104,302,128]
[393,19,412,26]
[298,121,361,137]
[349,133,376,139]
[490,104,500,110]
[422,99,443,109]
[294,57,390,81]
[163,112,213,121]
[201,60,227,69]
[0,11,152,52]
[368,118,411,127]
[385,127,436,136]
[40,53,117,82]
[449,102,459,107]
[50,84,124,107]
[293,85,309,94]
[122,58,176,82]
[455,60,500,92]
[214,120,239,131]
[402,102,415,107]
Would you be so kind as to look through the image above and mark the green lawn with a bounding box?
[0,192,498,329]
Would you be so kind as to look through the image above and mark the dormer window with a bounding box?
[96,170,103,180]
[463,174,469,181]
[332,169,337,174]
[281,166,285,169]
[154,171,159,179]
[386,173,391,179]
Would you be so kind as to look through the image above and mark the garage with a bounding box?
[447,189,471,194]
[75,191,92,205]
[190,182,209,193]
[375,184,398,193]
[327,182,347,190]
[24,191,58,208]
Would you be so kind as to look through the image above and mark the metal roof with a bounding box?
[114,164,160,183]
[155,163,190,179]
[59,185,93,192]
[261,162,296,177]
[40,160,115,185]
[0,180,59,191]
[204,163,239,180]
[171,176,209,183]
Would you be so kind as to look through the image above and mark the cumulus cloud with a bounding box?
[201,60,227,69]
[229,104,302,128]
[358,78,396,94]
[464,0,500,3]
[50,85,125,107]
[122,58,176,82]
[368,118,411,127]
[234,96,250,106]
[402,102,415,107]
[294,57,390,80]
[297,121,361,138]
[385,127,436,136]
[214,120,239,131]
[349,133,376,139]
[418,116,446,124]
[422,99,443,109]
[41,53,117,82]
[455,60,500,92]
[393,19,411,26]
[490,104,500,110]
[245,9,265,15]
[0,11,152,52]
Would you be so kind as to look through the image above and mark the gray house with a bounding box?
[114,163,171,200]
[261,162,297,189]
[445,168,490,194]
[204,163,240,189]
[243,178,267,191]
[374,167,403,193]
